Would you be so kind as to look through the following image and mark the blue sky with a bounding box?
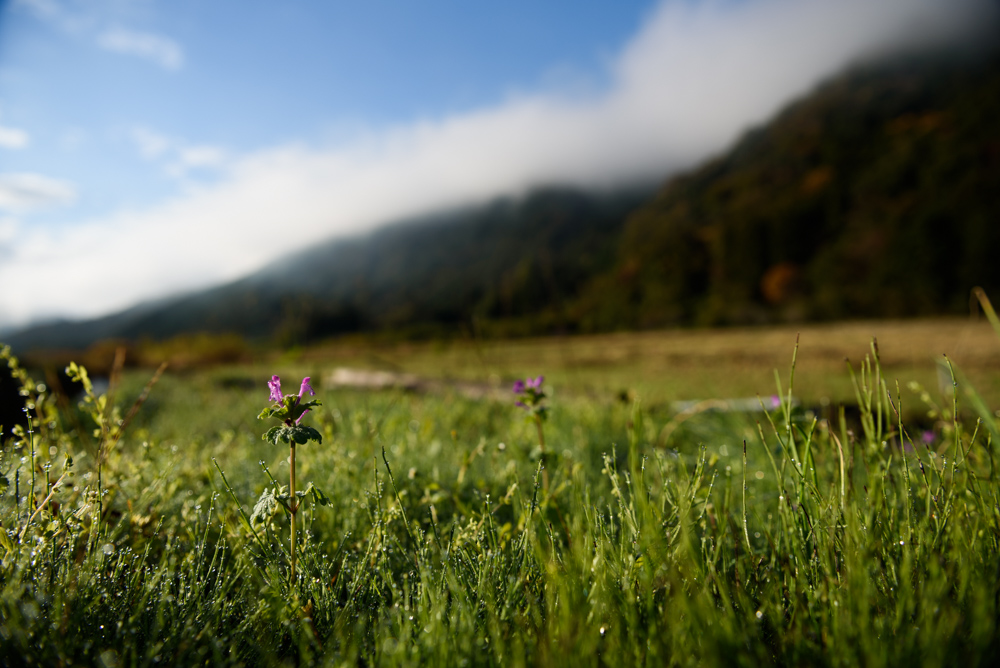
[0,1,654,223]
[0,0,993,329]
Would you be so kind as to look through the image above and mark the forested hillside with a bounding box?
[570,48,1000,330]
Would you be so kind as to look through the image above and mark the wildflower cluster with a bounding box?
[258,375,323,445]
[513,375,548,422]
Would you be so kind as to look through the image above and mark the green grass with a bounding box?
[2,331,1000,666]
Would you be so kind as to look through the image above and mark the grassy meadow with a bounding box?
[307,317,1000,405]
[2,317,1000,666]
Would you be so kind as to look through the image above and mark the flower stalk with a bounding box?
[514,376,550,491]
[259,375,323,583]
[289,440,297,580]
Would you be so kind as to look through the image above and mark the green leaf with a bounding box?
[262,425,283,445]
[292,425,322,444]
[0,528,13,556]
[250,487,278,525]
[310,485,330,506]
[262,424,322,446]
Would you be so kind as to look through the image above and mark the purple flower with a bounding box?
[921,430,935,445]
[770,395,781,409]
[261,373,322,433]
[268,375,283,403]
[511,374,549,422]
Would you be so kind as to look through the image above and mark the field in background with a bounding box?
[94,318,1000,470]
[301,318,1000,407]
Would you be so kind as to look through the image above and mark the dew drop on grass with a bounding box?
[756,611,763,620]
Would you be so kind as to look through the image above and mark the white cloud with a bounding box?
[130,126,228,178]
[0,217,19,244]
[0,217,20,264]
[131,127,171,159]
[0,173,77,213]
[0,108,30,149]
[0,125,30,150]
[97,27,185,71]
[166,145,228,178]
[0,0,994,328]
[15,1,187,70]
[176,146,227,168]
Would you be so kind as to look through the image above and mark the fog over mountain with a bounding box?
[6,40,1000,352]
[1,0,994,330]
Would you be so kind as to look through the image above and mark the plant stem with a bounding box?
[27,407,35,513]
[290,441,297,583]
[535,417,549,492]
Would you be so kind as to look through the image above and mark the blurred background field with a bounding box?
[80,316,998,457]
[301,317,1000,405]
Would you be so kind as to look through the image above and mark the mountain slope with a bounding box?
[571,48,1000,329]
[7,47,1000,353]
[5,187,650,351]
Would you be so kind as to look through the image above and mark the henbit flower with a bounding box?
[513,375,548,419]
[299,377,315,399]
[296,409,310,425]
[268,375,283,403]
[770,395,781,409]
[921,430,935,445]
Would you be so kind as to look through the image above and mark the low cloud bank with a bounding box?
[1,0,994,328]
